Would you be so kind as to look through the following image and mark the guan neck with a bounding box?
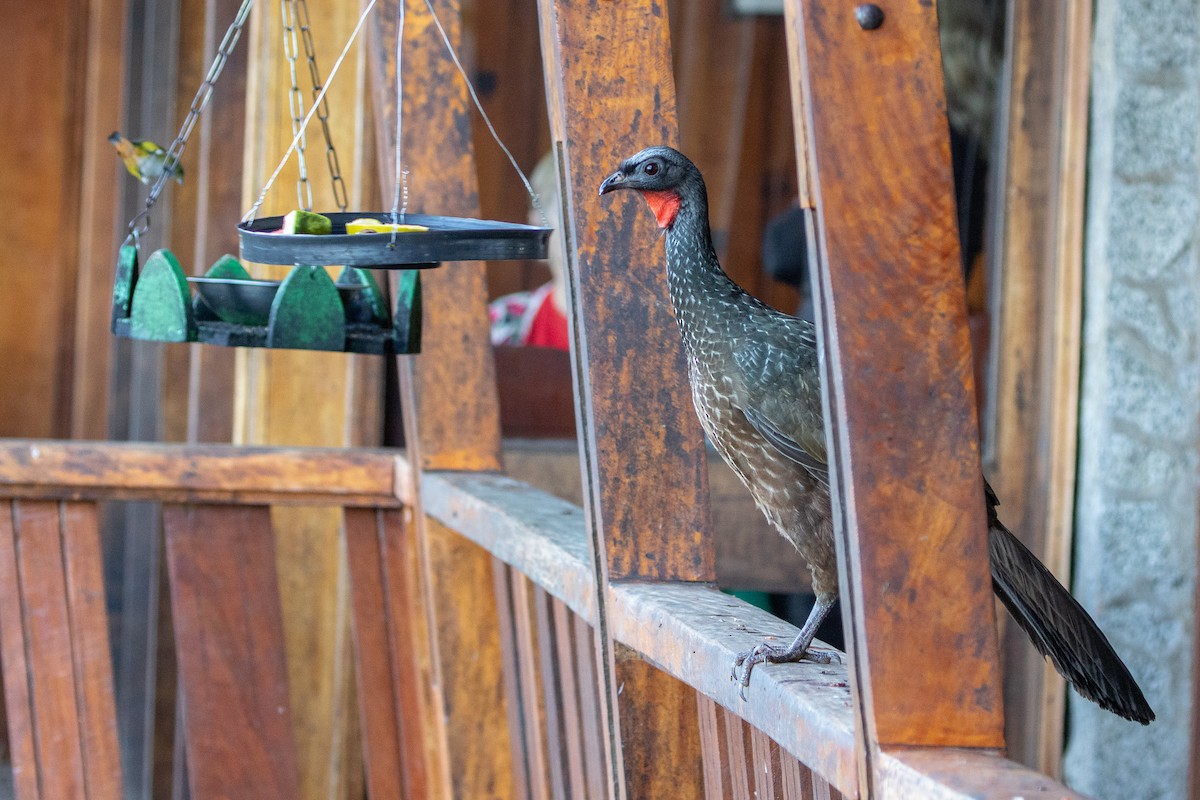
[660,185,744,346]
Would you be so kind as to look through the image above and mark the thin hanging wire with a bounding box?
[297,0,349,212]
[126,0,256,243]
[281,0,313,211]
[421,0,549,229]
[388,0,407,247]
[244,0,377,223]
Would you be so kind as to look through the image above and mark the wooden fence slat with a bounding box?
[696,693,726,799]
[721,708,751,800]
[494,564,533,800]
[750,726,779,800]
[533,584,569,800]
[0,501,45,800]
[60,503,124,800]
[377,507,448,799]
[163,504,300,799]
[571,613,609,799]
[344,508,406,800]
[11,501,88,799]
[511,573,551,800]
[0,441,402,506]
[553,598,590,799]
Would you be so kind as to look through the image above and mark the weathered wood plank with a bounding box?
[749,726,778,800]
[721,708,751,800]
[986,0,1090,775]
[0,502,42,800]
[533,584,569,800]
[785,0,1004,752]
[344,508,406,800]
[10,501,89,799]
[184,0,248,445]
[164,504,300,799]
[376,506,448,798]
[494,565,534,800]
[60,502,124,800]
[571,614,609,800]
[511,573,552,800]
[552,598,591,799]
[877,747,1087,799]
[538,0,711,586]
[0,440,403,506]
[370,0,502,475]
[696,693,726,799]
[419,470,594,622]
[609,582,856,796]
[70,0,127,440]
[367,3,517,797]
[539,0,716,793]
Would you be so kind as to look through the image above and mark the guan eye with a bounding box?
[643,162,660,176]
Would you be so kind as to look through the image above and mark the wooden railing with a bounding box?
[0,439,1082,798]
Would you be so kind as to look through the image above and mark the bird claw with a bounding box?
[731,641,840,695]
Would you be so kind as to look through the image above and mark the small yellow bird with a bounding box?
[108,132,184,186]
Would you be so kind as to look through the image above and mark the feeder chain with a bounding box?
[297,0,349,213]
[282,0,314,212]
[128,0,256,240]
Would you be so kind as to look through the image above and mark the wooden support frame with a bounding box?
[983,0,1092,776]
[783,0,1005,791]
[537,0,715,796]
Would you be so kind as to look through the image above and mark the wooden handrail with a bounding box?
[0,440,407,506]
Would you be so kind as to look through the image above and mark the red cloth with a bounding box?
[524,292,569,350]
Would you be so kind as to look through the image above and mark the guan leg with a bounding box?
[733,594,839,689]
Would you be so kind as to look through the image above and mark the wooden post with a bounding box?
[538,0,714,796]
[986,0,1091,775]
[782,0,1006,790]
[367,1,515,797]
[233,1,379,797]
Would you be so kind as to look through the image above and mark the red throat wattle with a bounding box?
[640,190,682,229]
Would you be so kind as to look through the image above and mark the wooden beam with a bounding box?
[984,0,1089,776]
[784,0,1005,777]
[164,504,301,799]
[0,440,404,506]
[538,0,717,795]
[367,2,516,797]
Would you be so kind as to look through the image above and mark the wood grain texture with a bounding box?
[985,0,1089,776]
[787,0,1004,752]
[8,501,89,799]
[366,4,520,797]
[537,0,714,584]
[0,440,402,506]
[0,501,124,799]
[71,0,128,440]
[185,0,250,445]
[60,503,125,800]
[877,746,1086,799]
[538,1,714,795]
[0,2,84,438]
[344,507,424,800]
[369,0,502,474]
[164,504,301,799]
[0,504,41,800]
[239,2,378,791]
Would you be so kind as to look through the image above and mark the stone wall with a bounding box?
[1065,0,1200,796]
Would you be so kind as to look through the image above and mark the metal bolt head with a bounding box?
[856,3,885,30]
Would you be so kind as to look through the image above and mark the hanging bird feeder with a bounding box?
[110,0,550,355]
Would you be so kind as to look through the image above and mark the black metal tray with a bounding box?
[238,212,550,267]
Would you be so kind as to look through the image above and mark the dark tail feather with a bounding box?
[986,485,1154,724]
